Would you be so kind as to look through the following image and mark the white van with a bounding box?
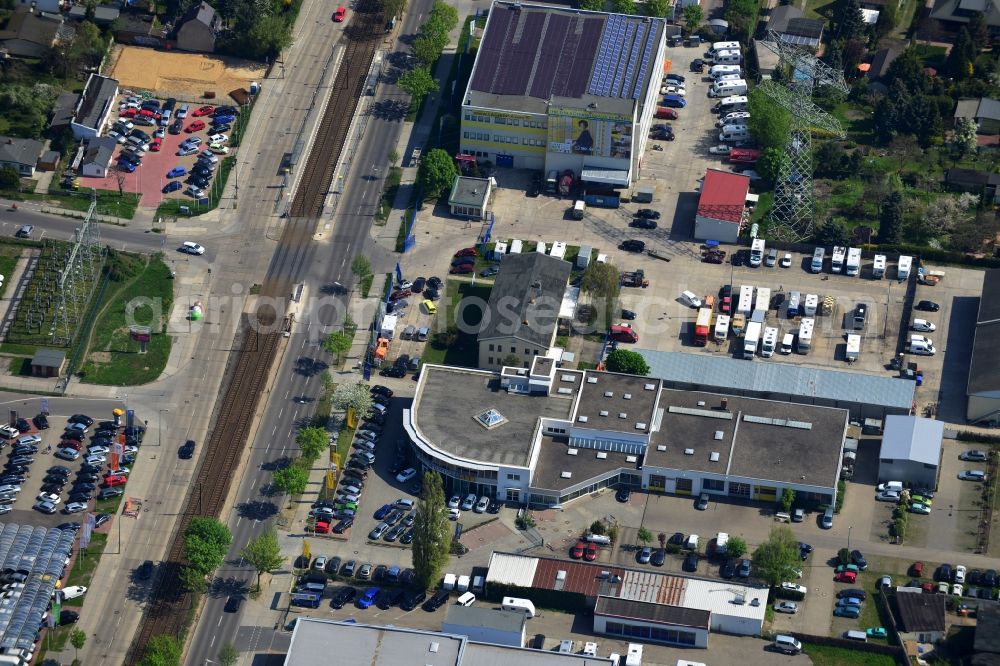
[711,79,748,97]
[719,125,750,142]
[686,534,699,550]
[713,49,742,64]
[780,332,794,355]
[709,64,742,79]
[774,635,802,655]
[501,596,536,618]
[456,591,476,606]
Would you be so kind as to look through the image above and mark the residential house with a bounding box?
[80,136,117,178]
[0,136,43,177]
[70,73,119,140]
[15,0,60,15]
[890,590,946,643]
[113,10,166,47]
[0,8,70,58]
[477,252,571,370]
[945,168,1000,204]
[954,98,1000,135]
[49,93,80,136]
[767,5,825,50]
[175,1,221,53]
[930,0,1000,36]
[975,604,1000,659]
[867,45,903,82]
[67,5,121,25]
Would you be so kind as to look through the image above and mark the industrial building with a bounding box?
[459,1,667,186]
[637,350,916,421]
[694,169,750,243]
[442,605,526,647]
[967,269,1000,424]
[486,552,768,648]
[283,618,614,665]
[403,362,849,506]
[877,415,943,488]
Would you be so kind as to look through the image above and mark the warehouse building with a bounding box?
[283,618,614,665]
[638,350,915,421]
[877,415,943,488]
[460,1,667,186]
[403,362,848,506]
[442,605,526,647]
[694,169,750,243]
[967,269,1000,425]
[486,552,768,648]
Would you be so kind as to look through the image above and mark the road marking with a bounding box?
[272,425,277,436]
[278,407,283,419]
[236,516,242,528]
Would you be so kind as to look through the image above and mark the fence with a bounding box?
[789,632,907,663]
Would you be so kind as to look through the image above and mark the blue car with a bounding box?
[167,166,188,178]
[356,587,379,609]
[833,605,861,618]
[117,160,136,173]
[373,504,392,520]
[162,181,183,194]
[213,114,236,125]
[662,94,686,108]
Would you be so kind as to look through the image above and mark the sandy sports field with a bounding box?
[108,45,266,102]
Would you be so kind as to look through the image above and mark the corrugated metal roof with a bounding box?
[532,556,628,598]
[486,552,539,588]
[880,415,943,466]
[618,570,686,605]
[638,351,914,410]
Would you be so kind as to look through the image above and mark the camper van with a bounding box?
[780,332,794,354]
[714,314,730,342]
[787,291,801,318]
[755,287,771,314]
[719,124,751,142]
[715,95,748,114]
[897,255,912,281]
[872,254,886,279]
[749,238,766,267]
[502,597,537,617]
[761,327,778,358]
[710,79,748,98]
[737,285,754,315]
[803,293,818,317]
[810,246,825,273]
[797,318,814,353]
[709,64,742,79]
[713,49,742,64]
[709,41,741,55]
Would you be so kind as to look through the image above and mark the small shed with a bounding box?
[30,349,66,378]
[448,175,493,220]
[37,150,60,172]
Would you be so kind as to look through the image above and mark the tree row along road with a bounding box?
[123,2,386,663]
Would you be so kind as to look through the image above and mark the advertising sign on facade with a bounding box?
[547,106,633,160]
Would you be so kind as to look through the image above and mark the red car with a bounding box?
[570,542,585,559]
[911,562,924,577]
[120,108,137,118]
[102,474,127,488]
[835,571,857,583]
[450,264,474,274]
[61,440,82,451]
[138,108,155,118]
[192,105,215,117]
[333,6,346,21]
[150,137,162,152]
[391,289,411,300]
[584,543,599,562]
[185,120,206,133]
[454,247,477,257]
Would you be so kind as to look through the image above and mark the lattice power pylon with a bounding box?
[758,32,848,240]
[52,191,103,346]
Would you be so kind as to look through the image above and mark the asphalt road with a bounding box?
[0,204,169,253]
[183,3,430,663]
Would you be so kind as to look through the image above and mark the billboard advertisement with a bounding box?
[547,106,633,160]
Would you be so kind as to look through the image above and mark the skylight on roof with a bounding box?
[475,408,508,430]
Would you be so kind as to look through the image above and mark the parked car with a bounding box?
[774,601,798,614]
[959,470,987,482]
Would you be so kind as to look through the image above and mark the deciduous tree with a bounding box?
[637,526,653,546]
[70,628,86,662]
[412,472,450,590]
[757,147,789,183]
[331,381,374,421]
[183,518,232,577]
[834,0,865,40]
[748,90,790,149]
[727,536,747,559]
[780,488,796,513]
[0,167,19,192]
[751,526,801,587]
[579,0,605,8]
[879,191,903,244]
[605,349,650,375]
[323,331,352,362]
[398,67,438,104]
[272,465,309,496]
[417,148,458,199]
[683,4,703,29]
[240,529,285,591]
[644,0,670,16]
[138,634,182,666]
[613,0,637,14]
[955,117,978,155]
[218,644,239,666]
[295,427,328,463]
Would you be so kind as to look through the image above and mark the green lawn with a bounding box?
[75,255,174,385]
[64,532,108,606]
[376,167,402,225]
[18,188,140,219]
[0,249,19,299]
[420,280,490,368]
[802,642,896,666]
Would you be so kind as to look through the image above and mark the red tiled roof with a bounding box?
[697,169,750,224]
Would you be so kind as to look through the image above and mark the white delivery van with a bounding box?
[502,597,537,617]
[713,49,742,64]
[780,332,794,354]
[811,246,825,273]
[456,575,470,592]
[774,635,802,654]
[711,79,748,98]
[456,591,476,606]
[846,334,861,362]
[558,640,574,654]
[716,95,749,114]
[509,239,523,254]
[709,64,742,79]
[719,124,750,142]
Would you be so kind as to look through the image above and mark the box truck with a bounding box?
[694,307,713,346]
[846,334,860,362]
[744,321,761,359]
[846,247,861,276]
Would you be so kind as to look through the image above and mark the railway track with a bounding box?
[290,0,384,217]
[123,2,383,662]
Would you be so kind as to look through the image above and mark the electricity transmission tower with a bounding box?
[52,191,103,346]
[758,32,848,240]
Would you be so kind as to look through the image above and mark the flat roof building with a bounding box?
[442,605,526,647]
[404,362,847,507]
[460,1,667,186]
[449,175,493,220]
[968,269,1000,424]
[878,415,943,488]
[283,618,613,665]
[694,169,750,244]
